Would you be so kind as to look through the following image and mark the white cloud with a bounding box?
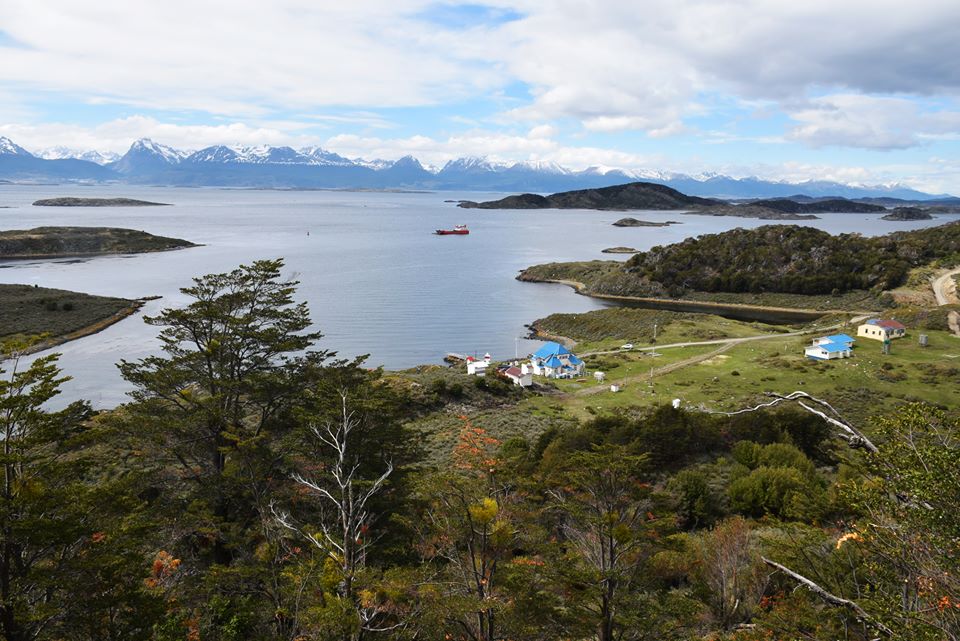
[2,0,959,140]
[787,95,960,150]
[0,0,502,114]
[0,116,324,154]
[485,0,960,135]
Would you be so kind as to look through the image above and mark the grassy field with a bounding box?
[0,283,136,342]
[532,307,795,351]
[521,328,960,424]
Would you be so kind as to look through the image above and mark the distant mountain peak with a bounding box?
[0,136,950,199]
[128,138,186,163]
[0,137,33,157]
[510,159,569,174]
[38,146,120,165]
[440,156,510,173]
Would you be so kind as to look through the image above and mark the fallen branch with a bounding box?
[711,391,879,453]
[762,557,893,637]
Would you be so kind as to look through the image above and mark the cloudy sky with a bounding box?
[1,1,959,191]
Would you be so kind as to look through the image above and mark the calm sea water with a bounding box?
[1,184,955,407]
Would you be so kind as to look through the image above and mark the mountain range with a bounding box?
[0,136,953,200]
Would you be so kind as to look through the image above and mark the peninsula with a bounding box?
[0,283,146,351]
[32,197,171,207]
[519,220,960,310]
[0,226,197,260]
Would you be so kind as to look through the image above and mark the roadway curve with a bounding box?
[932,267,960,306]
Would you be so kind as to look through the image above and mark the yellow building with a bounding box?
[857,319,906,341]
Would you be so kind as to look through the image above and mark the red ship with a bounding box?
[435,224,469,235]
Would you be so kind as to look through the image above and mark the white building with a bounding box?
[805,341,852,360]
[502,365,533,387]
[466,353,492,376]
[530,342,585,379]
[857,319,906,341]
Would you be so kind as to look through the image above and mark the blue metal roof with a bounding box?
[817,341,850,353]
[567,354,583,365]
[544,356,564,368]
[824,333,855,344]
[533,341,571,359]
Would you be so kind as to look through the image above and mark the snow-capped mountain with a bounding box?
[508,160,570,175]
[110,138,189,175]
[299,146,355,166]
[439,156,511,174]
[0,136,115,181]
[0,136,33,157]
[0,135,950,200]
[38,146,120,164]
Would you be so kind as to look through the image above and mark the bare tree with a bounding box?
[274,391,395,640]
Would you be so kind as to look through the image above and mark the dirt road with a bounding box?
[932,267,960,306]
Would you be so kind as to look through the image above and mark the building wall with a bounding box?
[857,324,904,341]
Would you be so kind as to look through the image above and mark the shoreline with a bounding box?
[524,276,869,324]
[0,244,201,262]
[11,297,156,357]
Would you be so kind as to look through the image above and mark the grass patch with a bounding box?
[531,308,791,352]
[523,328,960,425]
[0,283,135,341]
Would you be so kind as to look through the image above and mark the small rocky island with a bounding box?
[881,207,934,221]
[612,217,681,227]
[33,197,171,207]
[602,246,640,253]
[0,226,197,260]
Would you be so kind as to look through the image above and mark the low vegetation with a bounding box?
[32,197,171,207]
[531,307,789,346]
[626,222,960,295]
[0,283,135,341]
[522,222,960,304]
[4,257,959,641]
[0,226,196,259]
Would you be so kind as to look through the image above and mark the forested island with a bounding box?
[0,226,196,259]
[2,257,957,641]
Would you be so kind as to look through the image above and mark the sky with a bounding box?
[1,1,959,192]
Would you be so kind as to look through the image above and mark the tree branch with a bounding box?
[762,557,893,637]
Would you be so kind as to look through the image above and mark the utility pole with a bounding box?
[653,323,658,343]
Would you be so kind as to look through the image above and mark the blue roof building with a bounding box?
[532,342,571,359]
[805,339,853,360]
[530,342,585,379]
[817,333,855,346]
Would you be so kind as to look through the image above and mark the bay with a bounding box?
[0,184,955,408]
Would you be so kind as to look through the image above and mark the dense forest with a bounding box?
[3,259,959,640]
[625,222,960,296]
